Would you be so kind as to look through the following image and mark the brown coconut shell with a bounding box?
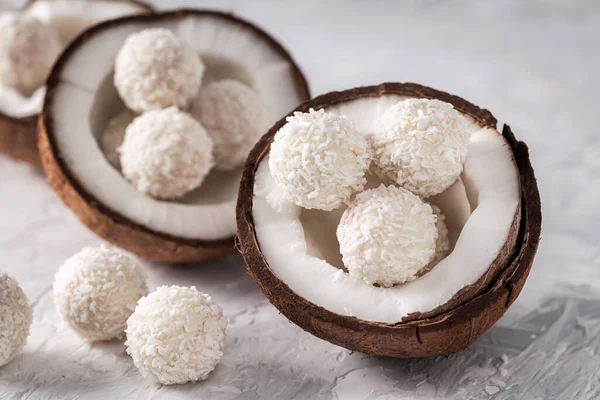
[0,114,41,168]
[0,0,153,169]
[39,10,311,263]
[236,82,542,358]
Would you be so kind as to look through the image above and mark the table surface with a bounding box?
[1,0,599,399]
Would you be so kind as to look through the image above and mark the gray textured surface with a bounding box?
[1,0,599,399]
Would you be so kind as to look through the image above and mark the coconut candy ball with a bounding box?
[119,107,214,200]
[125,285,227,385]
[0,13,62,96]
[99,110,136,169]
[337,184,438,287]
[373,99,469,198]
[114,28,204,112]
[191,79,265,171]
[423,205,450,273]
[0,273,32,367]
[269,108,371,211]
[53,245,148,342]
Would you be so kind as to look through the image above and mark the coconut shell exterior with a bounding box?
[0,0,153,170]
[39,10,311,263]
[0,114,41,168]
[236,82,542,358]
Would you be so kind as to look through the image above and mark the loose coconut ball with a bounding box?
[125,286,227,385]
[0,13,62,96]
[0,273,32,367]
[269,109,371,211]
[53,245,148,342]
[337,184,438,287]
[191,79,265,171]
[114,28,204,112]
[373,99,469,198]
[99,110,136,169]
[119,107,214,200]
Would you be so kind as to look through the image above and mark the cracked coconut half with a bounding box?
[236,83,542,358]
[0,0,152,168]
[39,10,310,263]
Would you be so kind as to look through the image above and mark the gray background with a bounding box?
[1,0,599,399]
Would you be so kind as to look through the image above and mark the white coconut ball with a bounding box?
[190,79,265,171]
[269,108,371,211]
[0,13,62,96]
[423,205,450,273]
[99,110,136,169]
[119,107,214,200]
[53,245,148,342]
[373,99,469,198]
[114,28,204,112]
[337,184,438,287]
[0,273,32,367]
[125,286,227,385]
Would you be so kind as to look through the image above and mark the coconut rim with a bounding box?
[0,0,154,167]
[39,9,311,251]
[236,82,541,333]
[24,0,153,10]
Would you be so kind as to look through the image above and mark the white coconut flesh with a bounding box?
[0,0,147,119]
[253,95,521,323]
[48,16,305,240]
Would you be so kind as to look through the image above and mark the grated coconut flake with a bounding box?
[119,107,214,200]
[269,108,371,211]
[125,285,227,385]
[191,79,265,171]
[114,28,204,112]
[53,245,148,342]
[373,99,469,197]
[0,273,32,367]
[336,184,438,287]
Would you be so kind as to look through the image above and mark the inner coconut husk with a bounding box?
[236,82,541,358]
[0,0,152,169]
[39,9,311,263]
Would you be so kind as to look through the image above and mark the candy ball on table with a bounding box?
[53,245,148,342]
[0,273,32,367]
[125,285,227,385]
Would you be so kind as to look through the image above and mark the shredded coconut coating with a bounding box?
[0,273,32,367]
[99,110,136,169]
[125,286,227,385]
[336,184,438,287]
[0,13,62,96]
[53,245,148,342]
[373,99,469,198]
[269,109,371,211]
[190,79,265,171]
[119,107,214,200]
[114,28,204,112]
[422,205,450,274]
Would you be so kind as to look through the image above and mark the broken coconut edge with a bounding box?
[236,82,541,358]
[38,9,311,263]
[0,0,153,169]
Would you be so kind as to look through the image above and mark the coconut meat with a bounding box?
[0,0,147,119]
[48,15,306,240]
[26,0,148,45]
[252,95,521,323]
